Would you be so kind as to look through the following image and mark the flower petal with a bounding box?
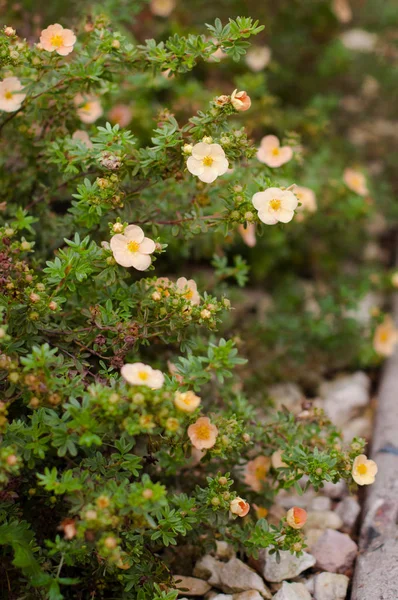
[277,208,294,223]
[209,143,225,159]
[215,157,229,175]
[130,253,152,271]
[124,225,145,243]
[198,167,218,183]
[191,142,211,159]
[281,191,299,210]
[187,156,205,176]
[110,234,127,252]
[140,237,156,254]
[258,210,278,225]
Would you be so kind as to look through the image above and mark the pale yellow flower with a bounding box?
[186,142,229,184]
[188,416,218,450]
[121,362,164,389]
[252,187,298,225]
[110,224,155,270]
[176,277,200,305]
[74,93,103,124]
[257,135,293,168]
[230,497,250,517]
[150,0,176,17]
[271,449,288,469]
[0,77,26,112]
[243,456,271,492]
[292,185,317,220]
[230,89,251,112]
[174,390,201,413]
[352,454,377,485]
[286,507,307,529]
[238,223,256,247]
[245,46,271,72]
[108,104,133,127]
[40,24,76,56]
[344,168,369,196]
[373,316,398,356]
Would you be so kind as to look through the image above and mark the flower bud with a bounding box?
[231,90,251,112]
[230,497,250,517]
[286,507,307,529]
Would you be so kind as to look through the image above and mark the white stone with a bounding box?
[334,497,361,531]
[272,582,312,600]
[173,575,211,596]
[321,480,347,499]
[219,558,272,598]
[319,372,370,427]
[260,549,316,582]
[216,541,236,560]
[310,496,331,511]
[233,592,263,600]
[314,572,349,600]
[194,554,222,586]
[267,383,304,415]
[304,528,324,551]
[305,510,343,531]
[312,529,358,573]
[343,415,372,443]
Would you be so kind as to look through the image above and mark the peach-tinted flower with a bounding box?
[72,130,93,148]
[391,272,398,288]
[245,46,271,72]
[186,142,229,184]
[238,223,256,247]
[373,315,398,356]
[167,361,184,383]
[0,77,26,112]
[340,29,377,53]
[252,187,298,225]
[253,504,268,519]
[174,390,201,413]
[243,456,271,492]
[257,135,293,168]
[352,454,378,485]
[40,24,76,56]
[215,95,230,107]
[230,497,250,517]
[343,168,369,196]
[286,507,307,529]
[271,449,288,469]
[188,416,218,450]
[293,185,317,220]
[74,93,103,124]
[150,0,176,17]
[108,104,133,127]
[110,224,156,270]
[60,518,77,539]
[332,0,352,23]
[121,362,164,389]
[231,89,251,112]
[176,277,200,305]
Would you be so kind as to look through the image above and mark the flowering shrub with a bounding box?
[0,1,395,598]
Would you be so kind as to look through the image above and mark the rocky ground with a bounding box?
[172,371,373,600]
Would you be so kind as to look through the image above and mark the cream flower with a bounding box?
[72,130,93,148]
[243,456,271,492]
[352,454,378,485]
[252,187,298,225]
[340,29,377,53]
[121,362,164,389]
[74,93,103,124]
[110,225,156,270]
[293,185,317,220]
[332,0,352,23]
[391,272,398,288]
[238,223,256,247]
[257,135,293,168]
[286,507,307,529]
[231,89,251,112]
[230,497,250,517]
[188,416,218,450]
[186,142,229,184]
[150,0,176,17]
[174,390,201,413]
[343,168,368,196]
[245,46,271,72]
[271,449,288,469]
[0,77,26,112]
[373,315,398,356]
[39,24,76,56]
[108,104,133,127]
[176,277,200,305]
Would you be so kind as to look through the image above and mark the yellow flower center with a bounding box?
[82,102,92,112]
[138,371,149,381]
[127,240,140,253]
[379,331,389,343]
[51,34,64,48]
[184,290,193,300]
[272,147,280,156]
[356,463,367,475]
[5,91,13,100]
[255,466,267,480]
[269,198,282,211]
[196,424,211,440]
[203,155,214,167]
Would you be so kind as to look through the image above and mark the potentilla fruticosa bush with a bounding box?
[0,9,388,600]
